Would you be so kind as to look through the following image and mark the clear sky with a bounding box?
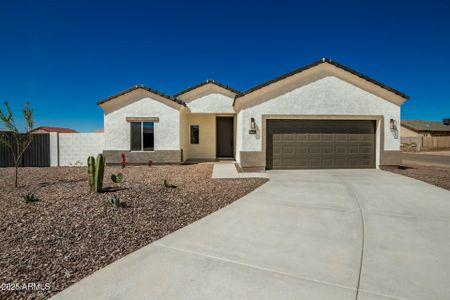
[1,0,449,132]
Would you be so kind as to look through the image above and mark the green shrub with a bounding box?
[111,172,124,184]
[23,192,39,203]
[111,194,121,207]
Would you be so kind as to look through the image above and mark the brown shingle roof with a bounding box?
[234,58,410,103]
[401,120,450,132]
[97,85,186,106]
[174,80,240,97]
[31,126,78,133]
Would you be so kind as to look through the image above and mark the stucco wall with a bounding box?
[179,110,189,161]
[236,76,401,163]
[104,96,180,151]
[185,93,235,113]
[58,133,104,166]
[235,111,244,162]
[184,114,216,159]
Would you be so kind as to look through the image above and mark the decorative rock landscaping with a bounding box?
[0,163,268,299]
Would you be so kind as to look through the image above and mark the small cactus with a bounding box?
[111,172,124,184]
[164,179,177,188]
[87,156,96,192]
[23,192,39,203]
[111,194,121,207]
[95,153,105,192]
[87,153,105,192]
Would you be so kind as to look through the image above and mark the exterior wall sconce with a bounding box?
[390,118,398,139]
[249,117,257,134]
[390,118,397,131]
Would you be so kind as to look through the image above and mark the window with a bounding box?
[130,122,154,151]
[190,125,199,144]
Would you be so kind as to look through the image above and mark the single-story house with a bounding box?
[98,58,409,170]
[30,126,78,134]
[401,120,450,137]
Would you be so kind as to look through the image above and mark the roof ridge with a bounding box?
[173,80,240,97]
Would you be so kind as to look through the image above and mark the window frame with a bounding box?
[190,125,200,144]
[130,121,155,152]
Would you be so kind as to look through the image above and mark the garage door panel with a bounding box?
[335,146,347,154]
[296,134,308,141]
[309,134,321,141]
[295,146,308,154]
[322,144,334,154]
[267,120,375,169]
[309,145,321,154]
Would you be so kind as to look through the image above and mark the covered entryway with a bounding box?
[266,120,376,169]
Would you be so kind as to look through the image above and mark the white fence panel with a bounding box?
[58,133,104,166]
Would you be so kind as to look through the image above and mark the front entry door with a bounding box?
[216,117,234,158]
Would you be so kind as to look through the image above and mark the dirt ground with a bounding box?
[0,164,268,299]
[381,165,450,191]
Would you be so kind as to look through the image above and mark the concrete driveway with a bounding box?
[52,170,450,300]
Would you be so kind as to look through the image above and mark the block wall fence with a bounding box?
[49,133,105,166]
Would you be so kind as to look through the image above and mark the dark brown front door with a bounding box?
[216,117,234,158]
[266,120,376,169]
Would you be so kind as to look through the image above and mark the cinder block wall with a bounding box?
[50,133,105,166]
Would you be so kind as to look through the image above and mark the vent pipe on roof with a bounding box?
[443,118,450,126]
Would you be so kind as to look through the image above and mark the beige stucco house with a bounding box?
[98,58,409,170]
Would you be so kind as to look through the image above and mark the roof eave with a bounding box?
[97,85,186,107]
[233,58,409,106]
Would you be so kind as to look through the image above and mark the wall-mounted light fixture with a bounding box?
[249,117,257,134]
[390,118,399,139]
[390,118,397,131]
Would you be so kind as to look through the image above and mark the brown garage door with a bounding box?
[266,120,376,169]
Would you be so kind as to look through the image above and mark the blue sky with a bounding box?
[0,0,449,132]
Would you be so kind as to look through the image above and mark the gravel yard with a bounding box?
[381,165,450,191]
[0,164,268,300]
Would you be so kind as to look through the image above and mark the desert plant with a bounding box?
[121,153,128,168]
[111,194,121,207]
[87,156,96,192]
[22,192,39,203]
[111,172,124,184]
[87,153,105,192]
[164,179,177,188]
[95,153,105,192]
[0,102,34,188]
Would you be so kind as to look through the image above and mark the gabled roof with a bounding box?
[234,58,409,103]
[97,84,186,106]
[174,80,239,97]
[30,126,78,133]
[401,120,450,132]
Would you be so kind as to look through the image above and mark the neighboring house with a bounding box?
[401,120,450,137]
[98,58,409,170]
[30,126,78,134]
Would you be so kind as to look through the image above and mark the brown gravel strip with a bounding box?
[381,165,450,191]
[0,164,268,299]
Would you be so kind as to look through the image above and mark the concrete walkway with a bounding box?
[211,162,269,179]
[52,170,450,300]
